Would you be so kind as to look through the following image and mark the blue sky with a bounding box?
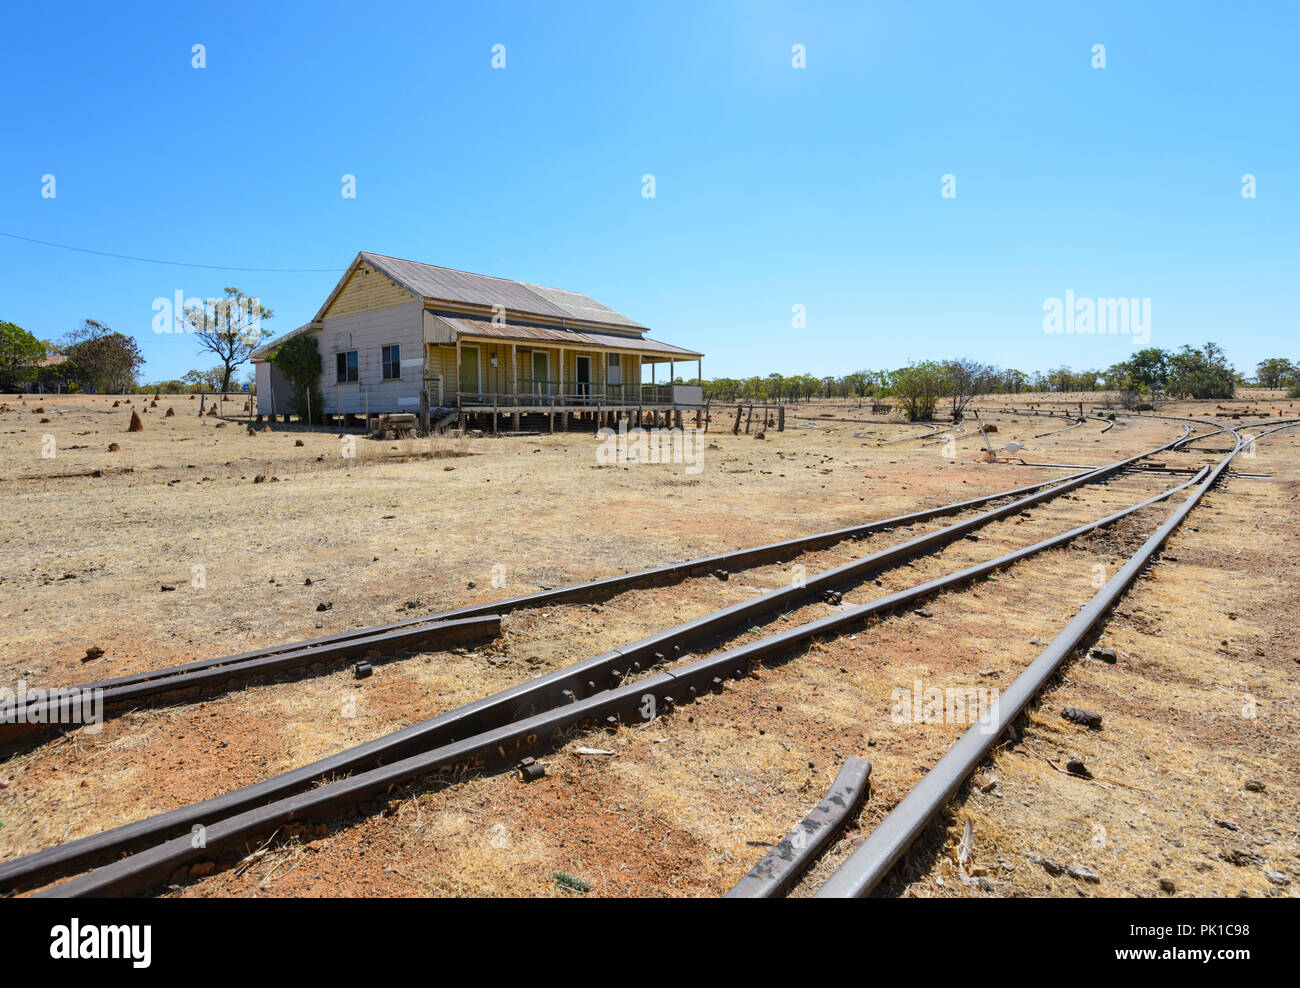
[1,0,1296,383]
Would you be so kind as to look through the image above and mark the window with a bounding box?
[382,344,401,380]
[336,350,358,383]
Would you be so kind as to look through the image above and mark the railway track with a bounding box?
[0,457,1170,738]
[0,411,1209,740]
[6,464,1130,741]
[0,414,1248,896]
[809,417,1299,897]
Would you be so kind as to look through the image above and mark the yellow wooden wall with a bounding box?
[321,262,413,319]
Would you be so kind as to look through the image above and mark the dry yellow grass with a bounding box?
[2,391,1292,897]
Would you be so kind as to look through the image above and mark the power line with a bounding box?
[0,231,344,273]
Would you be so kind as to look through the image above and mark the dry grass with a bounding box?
[2,392,1293,898]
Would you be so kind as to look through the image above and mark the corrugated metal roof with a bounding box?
[360,252,647,330]
[432,313,702,358]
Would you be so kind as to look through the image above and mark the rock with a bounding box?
[914,608,933,618]
[1089,647,1118,663]
[713,569,730,581]
[1062,706,1102,728]
[1041,857,1065,876]
[160,584,176,592]
[1244,780,1266,792]
[1158,877,1177,893]
[1066,757,1092,778]
[316,601,333,612]
[1213,818,1239,831]
[83,645,105,662]
[1219,849,1264,867]
[467,581,477,589]
[107,442,120,452]
[1068,865,1100,883]
[1264,871,1291,887]
[294,439,304,447]
[253,474,266,483]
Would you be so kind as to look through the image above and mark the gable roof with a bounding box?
[315,252,647,331]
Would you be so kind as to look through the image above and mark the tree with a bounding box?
[943,358,997,420]
[267,334,322,423]
[182,367,227,392]
[0,320,46,391]
[1124,348,1171,394]
[180,287,273,393]
[1255,357,1297,389]
[997,369,1028,394]
[61,320,145,392]
[881,361,948,421]
[1166,342,1235,399]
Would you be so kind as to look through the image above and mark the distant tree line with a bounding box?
[687,343,1282,420]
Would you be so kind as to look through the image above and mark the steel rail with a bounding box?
[27,467,1206,897]
[879,422,942,443]
[922,424,969,446]
[0,615,501,740]
[1033,418,1084,439]
[724,757,872,898]
[0,430,1198,892]
[810,423,1300,898]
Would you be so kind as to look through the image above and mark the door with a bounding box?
[607,353,621,399]
[576,355,591,400]
[459,345,480,396]
[531,351,549,395]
